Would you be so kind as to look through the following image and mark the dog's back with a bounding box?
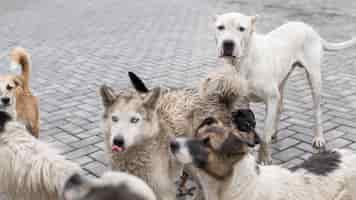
[0,112,81,200]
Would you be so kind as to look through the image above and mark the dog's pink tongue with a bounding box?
[112,145,123,152]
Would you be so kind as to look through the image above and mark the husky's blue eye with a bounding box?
[111,116,119,122]
[130,117,140,124]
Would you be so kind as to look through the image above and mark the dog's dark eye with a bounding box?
[6,85,13,90]
[202,137,210,146]
[111,116,119,122]
[239,26,245,32]
[237,122,251,132]
[217,25,225,30]
[130,117,140,124]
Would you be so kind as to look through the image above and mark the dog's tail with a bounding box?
[10,47,31,93]
[322,38,356,51]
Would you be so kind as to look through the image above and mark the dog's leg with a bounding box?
[259,92,280,164]
[272,66,295,142]
[302,61,324,148]
[306,72,325,149]
[271,89,284,143]
[301,40,325,149]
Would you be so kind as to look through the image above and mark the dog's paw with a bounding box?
[259,158,272,165]
[312,136,326,149]
[257,149,272,165]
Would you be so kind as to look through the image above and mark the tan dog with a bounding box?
[0,47,39,137]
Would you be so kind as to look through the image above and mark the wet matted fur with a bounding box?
[100,86,180,200]
[0,111,81,200]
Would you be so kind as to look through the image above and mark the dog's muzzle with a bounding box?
[222,40,235,57]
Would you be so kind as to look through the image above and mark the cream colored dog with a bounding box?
[204,12,356,163]
[0,111,81,200]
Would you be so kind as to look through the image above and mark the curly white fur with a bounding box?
[0,121,82,200]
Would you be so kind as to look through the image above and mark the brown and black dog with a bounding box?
[0,47,39,137]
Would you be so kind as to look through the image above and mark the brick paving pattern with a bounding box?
[0,0,356,181]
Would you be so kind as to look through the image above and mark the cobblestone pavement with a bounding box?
[0,0,356,186]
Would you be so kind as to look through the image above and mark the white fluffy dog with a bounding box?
[63,171,157,200]
[0,111,82,200]
[203,12,356,163]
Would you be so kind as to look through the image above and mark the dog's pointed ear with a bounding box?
[128,72,149,93]
[99,85,116,107]
[143,87,160,109]
[12,76,23,88]
[250,15,258,32]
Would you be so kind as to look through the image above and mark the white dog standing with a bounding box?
[204,12,356,163]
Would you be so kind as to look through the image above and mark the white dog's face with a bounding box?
[108,108,151,152]
[215,13,257,58]
[0,76,19,115]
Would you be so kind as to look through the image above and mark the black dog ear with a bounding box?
[231,109,260,147]
[128,72,149,93]
[232,109,256,132]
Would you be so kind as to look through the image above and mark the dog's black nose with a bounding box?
[170,140,180,153]
[113,136,125,147]
[222,40,234,56]
[1,97,10,105]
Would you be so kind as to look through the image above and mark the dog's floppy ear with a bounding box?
[232,109,256,131]
[99,85,116,107]
[128,72,149,93]
[231,109,260,147]
[233,129,260,147]
[143,87,160,109]
[220,129,260,155]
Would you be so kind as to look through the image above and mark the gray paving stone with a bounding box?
[84,162,108,177]
[273,147,305,162]
[274,138,300,151]
[328,138,352,149]
[70,136,103,148]
[65,145,100,160]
